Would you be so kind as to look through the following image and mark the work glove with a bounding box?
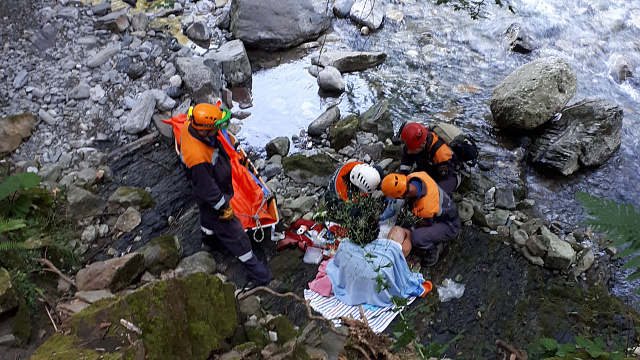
[379,198,397,221]
[219,205,234,221]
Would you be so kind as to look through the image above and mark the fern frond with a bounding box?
[576,192,640,249]
[626,269,640,283]
[621,255,640,270]
[0,219,26,233]
[0,241,29,252]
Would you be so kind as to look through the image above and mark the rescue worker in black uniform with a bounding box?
[180,102,273,286]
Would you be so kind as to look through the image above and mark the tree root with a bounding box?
[37,258,75,288]
[496,339,527,360]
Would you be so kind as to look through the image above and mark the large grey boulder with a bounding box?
[333,0,355,18]
[312,51,386,73]
[229,0,331,51]
[529,99,622,175]
[266,136,291,158]
[176,56,224,104]
[186,21,211,46]
[350,0,384,30]
[107,186,156,212]
[282,153,338,186]
[205,39,252,88]
[544,234,576,270]
[76,253,146,292]
[308,106,340,136]
[175,252,217,278]
[490,57,577,130]
[359,100,394,142]
[0,113,38,154]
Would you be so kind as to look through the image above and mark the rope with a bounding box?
[236,193,274,242]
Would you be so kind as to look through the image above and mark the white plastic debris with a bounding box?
[437,278,465,302]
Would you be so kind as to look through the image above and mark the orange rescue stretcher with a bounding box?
[162,113,279,241]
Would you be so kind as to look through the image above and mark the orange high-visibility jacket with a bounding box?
[407,172,445,219]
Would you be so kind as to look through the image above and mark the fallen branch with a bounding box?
[237,286,346,336]
[45,306,59,333]
[496,339,527,360]
[108,131,159,162]
[37,258,75,288]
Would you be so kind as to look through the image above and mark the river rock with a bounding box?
[0,113,38,154]
[127,63,146,79]
[490,57,577,130]
[95,9,129,32]
[205,39,252,88]
[359,100,394,142]
[175,251,217,278]
[186,21,211,45]
[29,21,61,52]
[350,0,384,30]
[115,206,142,233]
[457,200,474,223]
[570,248,595,278]
[136,235,183,276]
[521,246,544,266]
[230,0,330,51]
[544,234,576,270]
[529,99,622,175]
[283,195,316,215]
[609,54,633,83]
[282,153,337,187]
[69,82,91,100]
[93,0,111,16]
[155,2,183,17]
[0,268,19,316]
[107,186,156,212]
[308,106,340,137]
[123,90,156,134]
[334,0,355,18]
[312,51,387,73]
[330,114,359,150]
[75,253,145,292]
[75,290,114,304]
[317,66,345,93]
[494,187,516,210]
[12,69,29,89]
[86,43,121,68]
[66,185,103,219]
[504,23,534,54]
[176,56,224,105]
[131,11,149,31]
[266,136,290,158]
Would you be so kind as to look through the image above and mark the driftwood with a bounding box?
[496,339,527,360]
[108,131,160,162]
[37,258,75,287]
[340,316,400,360]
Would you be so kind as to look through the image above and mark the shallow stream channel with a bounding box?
[109,0,640,358]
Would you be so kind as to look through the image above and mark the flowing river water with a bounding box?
[235,0,640,299]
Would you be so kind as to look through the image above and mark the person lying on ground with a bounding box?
[381,172,461,267]
[318,226,432,307]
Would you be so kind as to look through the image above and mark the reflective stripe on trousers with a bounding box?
[201,226,254,263]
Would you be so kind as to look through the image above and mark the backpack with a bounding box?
[430,122,479,166]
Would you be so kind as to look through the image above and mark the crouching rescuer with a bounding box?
[180,102,273,286]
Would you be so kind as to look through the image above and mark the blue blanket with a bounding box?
[326,239,426,307]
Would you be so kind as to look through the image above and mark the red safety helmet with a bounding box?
[401,122,428,151]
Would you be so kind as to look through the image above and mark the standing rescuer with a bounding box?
[399,122,458,195]
[180,102,273,286]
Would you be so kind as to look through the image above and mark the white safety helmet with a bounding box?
[349,164,381,193]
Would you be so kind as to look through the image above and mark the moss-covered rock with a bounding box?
[267,316,297,346]
[13,297,31,345]
[282,154,337,187]
[31,273,238,360]
[329,114,358,150]
[136,235,183,276]
[0,267,19,315]
[107,186,156,212]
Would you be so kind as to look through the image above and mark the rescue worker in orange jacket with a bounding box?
[180,102,273,286]
[399,122,458,195]
[381,172,460,266]
[325,161,383,209]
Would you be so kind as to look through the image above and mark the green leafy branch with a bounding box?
[527,335,625,360]
[575,192,640,289]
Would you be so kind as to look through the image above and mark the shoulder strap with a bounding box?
[427,136,446,161]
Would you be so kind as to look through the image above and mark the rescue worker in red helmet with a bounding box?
[325,161,383,209]
[399,122,458,196]
[380,172,460,266]
[180,102,273,286]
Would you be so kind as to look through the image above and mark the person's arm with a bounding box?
[190,162,227,211]
[399,150,415,175]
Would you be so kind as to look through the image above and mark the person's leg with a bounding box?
[411,220,460,266]
[203,217,273,285]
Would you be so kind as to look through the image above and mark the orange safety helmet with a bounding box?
[381,173,408,199]
[189,101,231,130]
[401,122,428,151]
